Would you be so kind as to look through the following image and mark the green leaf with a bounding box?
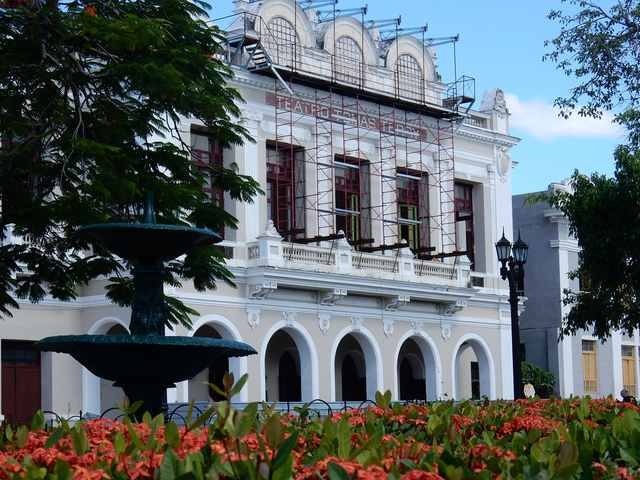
[166,421,181,449]
[620,447,639,467]
[265,413,283,448]
[159,448,178,480]
[70,425,89,454]
[30,411,45,431]
[555,442,579,469]
[53,460,72,480]
[16,425,28,448]
[114,432,126,454]
[272,432,298,472]
[444,465,464,480]
[271,455,294,480]
[531,441,548,464]
[228,373,249,398]
[187,406,215,432]
[427,414,441,434]
[126,421,144,449]
[328,463,349,480]
[45,428,66,449]
[126,400,144,418]
[234,403,258,438]
[142,412,153,425]
[337,419,351,459]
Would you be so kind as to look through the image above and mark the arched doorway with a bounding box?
[99,324,128,413]
[334,332,381,401]
[265,330,301,402]
[395,334,441,401]
[188,325,228,402]
[398,339,426,401]
[453,336,495,400]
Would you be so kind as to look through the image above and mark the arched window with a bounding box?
[335,36,362,85]
[266,16,299,68]
[396,54,423,102]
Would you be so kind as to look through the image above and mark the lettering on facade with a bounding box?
[266,93,433,142]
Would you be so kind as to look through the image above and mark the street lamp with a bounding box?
[495,229,528,399]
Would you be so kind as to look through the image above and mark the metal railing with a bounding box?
[38,398,435,427]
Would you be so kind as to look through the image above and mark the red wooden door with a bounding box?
[2,341,41,426]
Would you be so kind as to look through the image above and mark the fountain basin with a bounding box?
[78,223,221,262]
[37,335,256,386]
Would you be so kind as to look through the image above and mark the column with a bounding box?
[165,327,188,404]
[557,246,575,397]
[238,110,263,243]
[611,332,623,399]
[499,311,514,399]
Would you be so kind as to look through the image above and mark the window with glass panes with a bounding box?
[622,345,637,396]
[470,361,480,400]
[582,340,598,395]
[266,16,299,67]
[397,169,429,251]
[454,182,475,268]
[335,36,362,84]
[397,54,423,101]
[266,142,305,241]
[191,129,224,236]
[335,156,370,247]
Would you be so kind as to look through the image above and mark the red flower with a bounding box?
[401,470,445,480]
[83,5,97,16]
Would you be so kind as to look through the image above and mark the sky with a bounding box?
[209,0,626,194]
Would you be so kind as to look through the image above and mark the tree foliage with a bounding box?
[0,0,261,326]
[543,146,640,339]
[544,0,640,146]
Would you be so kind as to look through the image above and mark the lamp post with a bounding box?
[495,229,529,400]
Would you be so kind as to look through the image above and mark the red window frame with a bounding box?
[397,168,427,251]
[335,155,369,247]
[454,182,475,268]
[266,142,305,241]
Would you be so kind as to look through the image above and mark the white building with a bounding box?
[514,181,640,399]
[0,0,521,423]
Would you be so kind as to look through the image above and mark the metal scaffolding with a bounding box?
[218,3,475,261]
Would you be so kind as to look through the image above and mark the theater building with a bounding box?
[0,0,520,422]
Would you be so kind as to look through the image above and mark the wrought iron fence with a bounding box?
[38,398,436,427]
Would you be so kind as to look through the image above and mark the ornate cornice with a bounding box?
[549,239,580,253]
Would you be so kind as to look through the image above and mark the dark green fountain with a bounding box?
[37,195,256,416]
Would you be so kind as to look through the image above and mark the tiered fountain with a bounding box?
[37,194,256,416]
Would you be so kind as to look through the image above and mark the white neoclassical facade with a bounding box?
[0,0,521,422]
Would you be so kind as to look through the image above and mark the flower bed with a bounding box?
[1,396,640,479]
